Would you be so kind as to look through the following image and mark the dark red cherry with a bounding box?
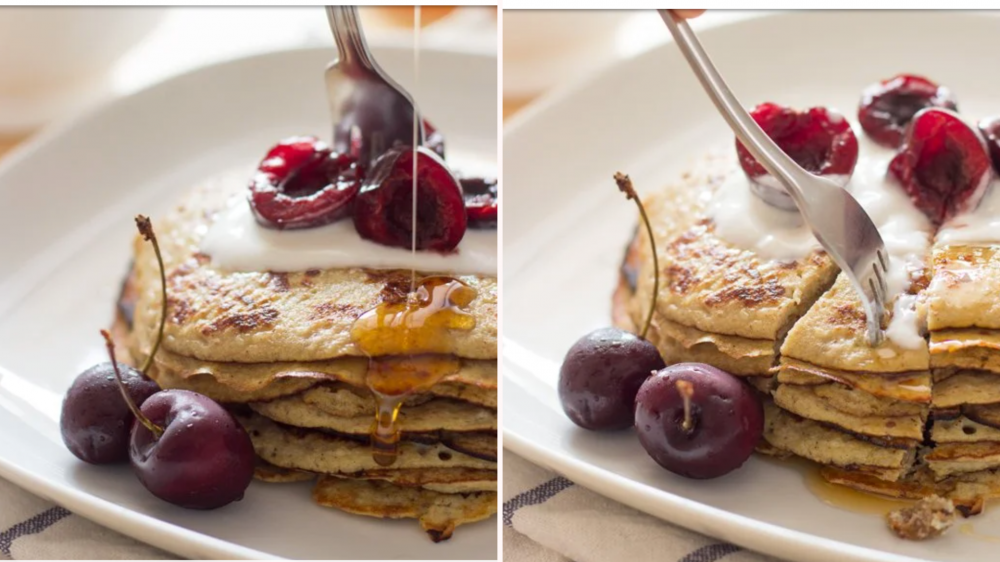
[889,108,992,225]
[60,362,159,464]
[635,363,763,479]
[460,176,498,229]
[558,327,666,431]
[130,389,255,510]
[424,119,445,159]
[353,146,467,252]
[249,136,363,230]
[737,103,859,181]
[859,74,957,148]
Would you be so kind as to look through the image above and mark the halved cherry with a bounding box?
[353,146,467,252]
[859,74,957,148]
[889,108,992,225]
[249,136,363,230]
[737,103,859,182]
[460,176,497,229]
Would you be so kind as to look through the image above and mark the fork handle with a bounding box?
[658,10,813,209]
[327,6,374,70]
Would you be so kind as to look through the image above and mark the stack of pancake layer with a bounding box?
[614,157,1000,514]
[119,179,497,541]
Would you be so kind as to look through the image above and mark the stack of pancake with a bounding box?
[116,177,497,541]
[614,160,1000,514]
[766,272,932,487]
[923,242,1000,509]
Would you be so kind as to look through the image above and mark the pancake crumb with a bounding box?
[886,495,956,540]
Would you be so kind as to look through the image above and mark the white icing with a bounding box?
[201,201,496,275]
[708,125,933,349]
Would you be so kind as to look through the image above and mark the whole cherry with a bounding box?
[635,363,763,479]
[558,173,665,431]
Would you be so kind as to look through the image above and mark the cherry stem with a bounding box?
[101,329,163,439]
[676,379,695,432]
[614,172,658,340]
[135,215,166,377]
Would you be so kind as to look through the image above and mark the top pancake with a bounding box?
[631,154,837,342]
[131,173,498,363]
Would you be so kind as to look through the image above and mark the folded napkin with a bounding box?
[0,477,169,560]
[503,451,778,562]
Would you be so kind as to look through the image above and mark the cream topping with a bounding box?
[200,151,497,276]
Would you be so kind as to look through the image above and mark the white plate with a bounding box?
[0,45,497,560]
[503,11,1000,562]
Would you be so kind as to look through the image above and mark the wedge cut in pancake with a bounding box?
[762,402,915,479]
[313,476,497,543]
[250,394,497,435]
[778,358,931,404]
[239,412,496,474]
[780,274,930,375]
[128,176,497,363]
[773,385,925,441]
[926,244,1000,332]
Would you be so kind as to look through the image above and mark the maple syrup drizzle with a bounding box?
[410,6,421,294]
[350,276,477,466]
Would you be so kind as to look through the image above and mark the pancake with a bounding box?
[773,385,925,441]
[239,412,496,474]
[250,393,497,435]
[128,176,497,364]
[762,402,915,478]
[931,371,1000,408]
[134,338,497,405]
[312,477,497,543]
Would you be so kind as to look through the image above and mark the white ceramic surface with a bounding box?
[0,46,497,560]
[503,11,1000,562]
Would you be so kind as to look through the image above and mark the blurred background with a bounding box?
[503,10,751,119]
[0,6,496,157]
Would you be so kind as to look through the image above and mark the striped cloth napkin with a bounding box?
[0,477,168,560]
[503,451,779,562]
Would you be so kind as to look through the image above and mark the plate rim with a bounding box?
[498,11,998,562]
[0,44,497,561]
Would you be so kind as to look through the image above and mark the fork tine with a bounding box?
[873,260,889,303]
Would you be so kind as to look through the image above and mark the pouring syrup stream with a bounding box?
[349,7,478,467]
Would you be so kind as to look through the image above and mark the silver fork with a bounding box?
[659,10,889,346]
[325,6,423,166]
